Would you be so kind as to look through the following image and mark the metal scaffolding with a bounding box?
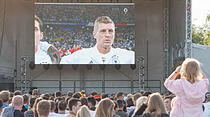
[185,0,192,58]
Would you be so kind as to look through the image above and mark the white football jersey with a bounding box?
[35,41,52,64]
[60,46,134,64]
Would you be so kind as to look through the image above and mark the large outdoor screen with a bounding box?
[35,3,135,64]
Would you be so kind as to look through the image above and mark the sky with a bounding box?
[192,0,210,26]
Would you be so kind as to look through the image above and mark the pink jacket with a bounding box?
[164,78,209,117]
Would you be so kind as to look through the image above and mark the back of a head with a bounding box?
[76,105,91,117]
[0,99,3,108]
[49,100,55,111]
[12,95,23,107]
[23,94,29,104]
[14,90,22,96]
[126,97,134,107]
[147,93,166,116]
[80,97,88,106]
[134,96,148,114]
[72,92,82,99]
[87,96,96,106]
[116,100,124,108]
[58,100,67,111]
[181,58,202,83]
[55,91,62,98]
[37,100,50,117]
[94,98,114,117]
[0,90,10,103]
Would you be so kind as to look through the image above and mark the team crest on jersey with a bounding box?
[111,55,120,64]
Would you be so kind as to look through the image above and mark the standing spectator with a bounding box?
[128,93,141,117]
[142,93,168,117]
[25,97,37,117]
[48,100,58,117]
[164,58,209,117]
[132,96,148,117]
[65,98,81,117]
[203,94,210,117]
[87,96,96,111]
[94,98,114,117]
[2,95,24,117]
[116,100,128,117]
[76,105,91,117]
[37,100,50,117]
[0,99,3,117]
[32,89,39,98]
[0,91,10,109]
[57,100,67,116]
[163,96,172,115]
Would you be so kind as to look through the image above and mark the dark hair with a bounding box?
[116,100,124,108]
[116,92,124,98]
[30,97,37,108]
[68,98,80,111]
[42,93,51,100]
[126,97,134,107]
[49,100,55,111]
[72,92,81,99]
[66,91,73,97]
[80,97,88,106]
[133,93,141,101]
[55,91,62,98]
[23,94,29,104]
[101,93,109,99]
[14,90,22,96]
[58,100,67,111]
[0,99,3,108]
[87,96,96,106]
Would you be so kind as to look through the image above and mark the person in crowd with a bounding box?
[65,98,81,117]
[33,98,43,117]
[87,96,96,111]
[128,93,142,117]
[94,98,115,117]
[61,16,134,64]
[0,91,10,109]
[0,99,3,117]
[142,93,169,117]
[37,100,50,117]
[80,97,88,106]
[203,94,210,117]
[132,96,148,117]
[14,90,22,96]
[126,97,135,115]
[163,96,172,115]
[22,94,29,112]
[48,100,58,117]
[25,97,37,117]
[164,58,209,117]
[76,105,91,117]
[32,89,39,98]
[2,95,24,117]
[116,100,128,117]
[57,100,68,116]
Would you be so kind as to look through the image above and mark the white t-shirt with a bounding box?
[61,46,135,64]
[35,41,52,64]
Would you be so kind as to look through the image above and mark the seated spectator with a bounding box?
[164,58,209,117]
[37,100,50,117]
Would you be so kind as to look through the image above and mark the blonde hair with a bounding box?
[76,105,91,117]
[94,16,114,32]
[180,58,202,83]
[134,96,148,115]
[94,98,114,117]
[145,93,166,117]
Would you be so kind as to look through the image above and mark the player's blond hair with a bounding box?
[94,16,115,32]
[35,15,43,32]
